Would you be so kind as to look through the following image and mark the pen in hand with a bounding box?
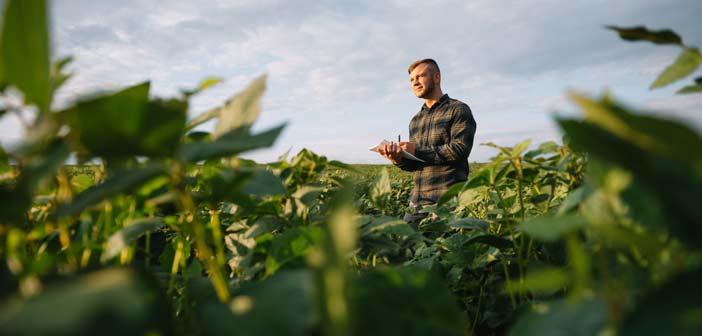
[398,134,401,142]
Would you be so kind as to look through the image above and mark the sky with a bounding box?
[1,0,701,163]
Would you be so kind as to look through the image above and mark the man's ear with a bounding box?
[434,71,441,84]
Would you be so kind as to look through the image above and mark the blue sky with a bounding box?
[2,0,701,163]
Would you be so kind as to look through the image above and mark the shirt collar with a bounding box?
[421,93,449,111]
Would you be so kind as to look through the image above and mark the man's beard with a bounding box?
[418,80,436,98]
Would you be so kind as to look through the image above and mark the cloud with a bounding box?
[2,0,701,164]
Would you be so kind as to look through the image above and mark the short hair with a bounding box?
[408,58,440,74]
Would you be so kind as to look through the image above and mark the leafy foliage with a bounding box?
[1,3,701,335]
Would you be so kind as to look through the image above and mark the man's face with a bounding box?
[409,63,437,99]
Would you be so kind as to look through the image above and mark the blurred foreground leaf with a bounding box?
[101,218,165,262]
[651,47,701,89]
[0,268,172,336]
[509,298,608,336]
[0,0,51,112]
[606,25,683,45]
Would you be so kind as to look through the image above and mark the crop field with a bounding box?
[1,2,702,336]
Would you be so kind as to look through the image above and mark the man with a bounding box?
[377,59,477,226]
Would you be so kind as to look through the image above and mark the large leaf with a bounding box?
[558,118,702,246]
[197,270,316,336]
[519,215,587,242]
[53,164,166,218]
[621,267,702,336]
[350,266,469,336]
[239,167,287,197]
[651,47,701,89]
[606,25,683,45]
[570,93,702,165]
[509,298,608,336]
[101,218,165,262]
[0,268,172,336]
[213,74,266,138]
[67,83,187,158]
[369,167,391,208]
[178,124,285,163]
[448,217,489,231]
[0,0,51,112]
[265,227,322,275]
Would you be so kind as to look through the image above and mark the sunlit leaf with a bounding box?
[606,25,683,45]
[512,139,532,157]
[182,76,223,97]
[651,47,701,89]
[214,75,266,138]
[677,79,702,94]
[0,0,51,112]
[101,218,165,262]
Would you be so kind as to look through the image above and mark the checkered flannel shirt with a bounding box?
[396,94,477,206]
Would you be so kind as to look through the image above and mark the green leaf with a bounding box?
[437,182,465,206]
[677,80,702,94]
[101,218,165,262]
[512,139,532,157]
[558,119,702,246]
[350,266,469,336]
[67,83,187,158]
[525,141,559,158]
[622,267,702,336]
[447,217,488,231]
[360,216,415,237]
[369,167,392,208]
[509,298,608,336]
[198,270,316,336]
[178,124,285,163]
[214,75,266,138]
[53,164,166,218]
[51,56,73,94]
[606,25,683,45]
[182,76,223,97]
[651,47,701,89]
[265,227,321,275]
[0,268,172,335]
[239,167,287,197]
[569,93,702,165]
[0,0,51,112]
[519,215,587,242]
[503,267,568,295]
[0,146,9,174]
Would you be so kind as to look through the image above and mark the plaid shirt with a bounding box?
[396,94,477,205]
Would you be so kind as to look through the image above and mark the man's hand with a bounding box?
[378,141,403,164]
[377,141,416,164]
[399,141,415,155]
